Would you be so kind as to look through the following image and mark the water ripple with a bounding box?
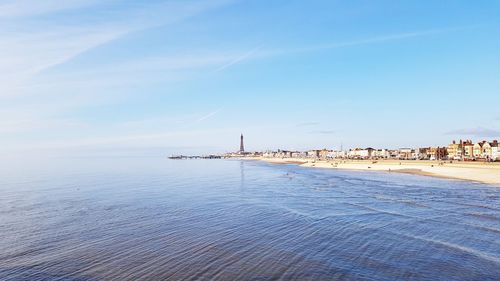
[0,159,499,280]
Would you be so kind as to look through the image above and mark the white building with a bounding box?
[348,148,374,159]
[327,150,347,159]
[306,150,320,158]
[372,149,390,159]
[398,148,413,159]
[291,151,306,158]
[491,141,499,161]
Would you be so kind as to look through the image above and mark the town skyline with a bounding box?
[230,134,499,162]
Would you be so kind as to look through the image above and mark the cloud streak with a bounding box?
[205,25,475,77]
[0,0,102,18]
[0,0,235,98]
[0,0,239,154]
[213,45,263,72]
[310,130,336,135]
[446,127,500,138]
[269,25,479,56]
[196,109,221,122]
[296,122,320,127]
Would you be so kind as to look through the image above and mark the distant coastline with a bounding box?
[243,157,500,186]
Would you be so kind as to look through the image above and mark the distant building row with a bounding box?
[259,139,500,162]
[447,140,499,161]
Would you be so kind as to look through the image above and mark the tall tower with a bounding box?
[239,134,245,153]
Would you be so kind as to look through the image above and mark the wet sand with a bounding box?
[255,158,500,186]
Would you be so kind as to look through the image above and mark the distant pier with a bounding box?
[168,155,222,160]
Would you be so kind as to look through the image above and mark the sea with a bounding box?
[1,158,499,280]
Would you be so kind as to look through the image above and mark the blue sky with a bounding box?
[1,0,499,157]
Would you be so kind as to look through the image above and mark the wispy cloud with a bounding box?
[0,0,101,18]
[35,53,249,84]
[0,111,86,134]
[205,25,475,76]
[271,26,478,55]
[446,127,500,138]
[0,0,235,98]
[0,29,128,98]
[8,127,234,152]
[213,45,263,72]
[310,130,336,135]
[196,109,221,122]
[0,0,239,154]
[296,122,320,127]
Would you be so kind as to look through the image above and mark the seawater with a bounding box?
[1,158,499,280]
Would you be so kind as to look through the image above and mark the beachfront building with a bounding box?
[306,150,320,159]
[462,141,474,160]
[472,141,497,161]
[471,141,497,160]
[398,148,413,160]
[348,148,374,159]
[326,150,346,159]
[473,141,486,158]
[427,147,447,160]
[365,148,375,158]
[372,149,390,159]
[291,151,306,158]
[491,141,500,161]
[319,149,330,160]
[263,150,284,158]
[262,150,275,158]
[482,142,493,160]
[447,140,463,160]
[279,150,292,158]
[347,149,358,159]
[347,149,357,159]
[388,149,399,159]
[411,149,422,160]
[264,149,295,158]
[419,148,431,160]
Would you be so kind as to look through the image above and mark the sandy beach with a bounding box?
[251,157,500,186]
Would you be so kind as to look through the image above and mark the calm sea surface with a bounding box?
[1,158,499,280]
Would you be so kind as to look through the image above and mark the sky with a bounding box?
[1,0,500,158]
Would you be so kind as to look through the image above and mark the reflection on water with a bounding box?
[0,158,499,280]
[240,160,245,190]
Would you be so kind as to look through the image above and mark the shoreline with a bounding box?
[244,157,500,186]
